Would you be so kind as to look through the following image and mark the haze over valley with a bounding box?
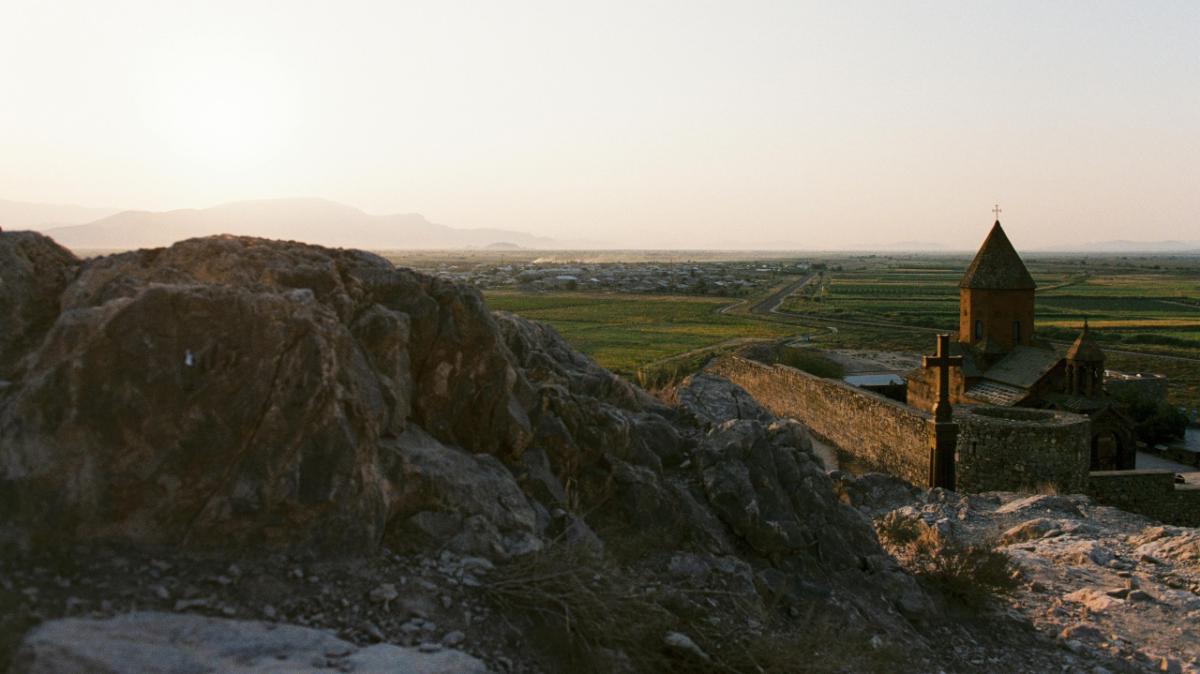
[8,197,561,250]
[4,196,1198,253]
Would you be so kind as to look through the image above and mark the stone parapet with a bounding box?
[1087,470,1200,528]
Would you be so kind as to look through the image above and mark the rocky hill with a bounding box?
[0,231,1191,672]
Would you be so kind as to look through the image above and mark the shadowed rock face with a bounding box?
[0,234,534,551]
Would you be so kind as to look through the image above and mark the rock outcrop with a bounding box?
[0,233,883,577]
[837,477,1200,672]
[11,612,490,674]
[0,235,534,551]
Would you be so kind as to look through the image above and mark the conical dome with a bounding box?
[1066,320,1105,363]
[959,221,1037,290]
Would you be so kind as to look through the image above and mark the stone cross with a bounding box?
[922,334,962,423]
[992,204,1002,220]
[922,334,962,490]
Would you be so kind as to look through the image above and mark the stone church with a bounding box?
[906,220,1136,470]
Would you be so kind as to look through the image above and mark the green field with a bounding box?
[484,291,799,375]
[781,266,1200,355]
[480,256,1200,409]
[776,262,1200,408]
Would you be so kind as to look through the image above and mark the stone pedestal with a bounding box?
[929,419,957,490]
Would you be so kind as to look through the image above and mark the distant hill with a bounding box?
[42,198,559,250]
[0,199,121,231]
[1035,239,1200,254]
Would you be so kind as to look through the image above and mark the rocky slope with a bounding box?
[838,475,1200,672]
[0,231,1184,672]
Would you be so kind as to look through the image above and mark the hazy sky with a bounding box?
[2,1,1197,248]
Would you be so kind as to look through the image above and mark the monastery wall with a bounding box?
[955,406,1091,493]
[1087,470,1200,528]
[708,355,1096,493]
[707,356,932,485]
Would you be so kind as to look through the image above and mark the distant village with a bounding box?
[418,260,814,296]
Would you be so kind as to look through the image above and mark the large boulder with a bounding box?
[0,282,389,550]
[670,372,773,428]
[0,235,533,551]
[10,612,491,674]
[59,236,533,457]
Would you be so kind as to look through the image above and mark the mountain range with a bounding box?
[2,197,1196,252]
[2,198,559,250]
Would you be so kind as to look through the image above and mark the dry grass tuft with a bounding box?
[876,512,1017,607]
[1034,481,1060,496]
[481,542,917,673]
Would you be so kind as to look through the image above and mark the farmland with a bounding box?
[775,257,1200,408]
[780,262,1200,359]
[481,253,1200,409]
[483,291,801,376]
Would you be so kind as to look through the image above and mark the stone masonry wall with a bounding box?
[708,356,932,486]
[1087,470,1200,528]
[1104,373,1169,405]
[955,407,1091,494]
[710,355,1096,494]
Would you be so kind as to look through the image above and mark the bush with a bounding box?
[875,512,1017,607]
[778,347,846,379]
[1113,389,1189,444]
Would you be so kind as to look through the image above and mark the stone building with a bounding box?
[907,220,1136,470]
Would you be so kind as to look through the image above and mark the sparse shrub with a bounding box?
[482,541,922,673]
[875,512,1017,607]
[875,510,921,547]
[778,347,845,379]
[480,543,679,672]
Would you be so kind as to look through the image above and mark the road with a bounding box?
[749,272,818,315]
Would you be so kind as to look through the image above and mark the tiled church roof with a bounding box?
[959,221,1037,290]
